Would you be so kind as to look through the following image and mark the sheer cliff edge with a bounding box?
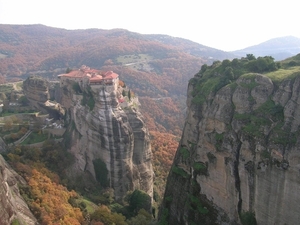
[160,55,300,225]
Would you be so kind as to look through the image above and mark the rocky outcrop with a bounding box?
[160,72,300,224]
[60,78,153,200]
[23,76,64,119]
[0,155,38,225]
[23,76,50,106]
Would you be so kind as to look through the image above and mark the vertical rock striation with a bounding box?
[60,75,153,200]
[160,71,300,224]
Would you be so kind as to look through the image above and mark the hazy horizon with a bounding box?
[1,0,300,51]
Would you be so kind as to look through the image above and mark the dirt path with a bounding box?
[12,82,22,91]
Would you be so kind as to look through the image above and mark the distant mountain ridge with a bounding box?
[232,36,300,60]
[0,24,237,134]
[1,24,300,135]
[0,24,234,80]
[145,34,233,59]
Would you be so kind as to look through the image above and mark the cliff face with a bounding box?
[23,76,50,105]
[60,78,153,200]
[161,71,300,224]
[23,76,64,118]
[0,155,37,225]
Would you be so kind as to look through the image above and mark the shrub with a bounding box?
[189,195,209,214]
[193,162,207,175]
[240,211,257,225]
[179,147,189,160]
[260,150,271,160]
[11,219,21,225]
[172,166,188,178]
[129,190,152,215]
[159,208,169,225]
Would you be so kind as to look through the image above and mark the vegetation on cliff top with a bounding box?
[191,53,300,106]
[190,54,300,149]
[159,54,300,224]
[190,54,283,104]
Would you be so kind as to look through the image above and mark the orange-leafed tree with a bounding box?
[90,205,127,225]
[150,131,178,200]
[26,169,84,225]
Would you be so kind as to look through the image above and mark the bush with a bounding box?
[189,195,209,214]
[11,219,21,225]
[193,162,207,175]
[172,166,188,178]
[240,211,257,225]
[129,190,152,215]
[179,147,189,160]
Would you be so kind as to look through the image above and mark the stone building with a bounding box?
[58,65,119,92]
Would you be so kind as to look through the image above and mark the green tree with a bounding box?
[4,118,13,131]
[24,147,42,161]
[224,66,234,80]
[18,96,29,106]
[91,205,127,225]
[200,64,208,73]
[66,67,72,73]
[127,215,148,225]
[231,58,240,68]
[246,54,256,60]
[129,190,151,215]
[247,56,277,73]
[240,211,257,225]
[222,59,231,68]
[128,90,131,101]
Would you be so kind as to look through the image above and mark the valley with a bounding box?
[1,24,300,225]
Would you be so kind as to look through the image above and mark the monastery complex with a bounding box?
[58,65,119,91]
[57,65,137,108]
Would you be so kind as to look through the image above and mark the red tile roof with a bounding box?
[89,75,103,83]
[103,71,118,79]
[58,67,119,82]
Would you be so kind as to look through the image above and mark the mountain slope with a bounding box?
[232,36,300,60]
[0,24,234,79]
[0,24,234,135]
[145,34,234,59]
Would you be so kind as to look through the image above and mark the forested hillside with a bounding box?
[0,24,234,135]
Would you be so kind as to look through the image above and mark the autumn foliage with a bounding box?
[0,24,206,134]
[150,131,179,198]
[22,169,84,225]
[90,205,127,225]
[140,97,184,135]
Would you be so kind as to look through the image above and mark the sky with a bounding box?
[0,0,300,51]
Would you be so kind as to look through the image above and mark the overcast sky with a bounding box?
[0,0,299,51]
